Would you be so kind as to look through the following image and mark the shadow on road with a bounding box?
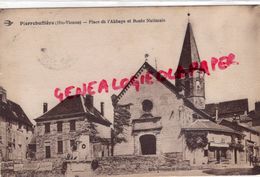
[203,167,260,175]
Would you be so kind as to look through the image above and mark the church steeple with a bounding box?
[175,20,205,109]
[177,22,201,70]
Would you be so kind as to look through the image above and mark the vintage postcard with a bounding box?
[0,5,260,177]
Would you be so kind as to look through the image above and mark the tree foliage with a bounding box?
[113,104,131,144]
[185,131,208,151]
[87,121,109,144]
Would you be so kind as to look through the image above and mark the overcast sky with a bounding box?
[0,6,260,123]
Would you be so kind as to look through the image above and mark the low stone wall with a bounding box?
[94,153,191,175]
[1,159,65,177]
[1,153,190,176]
[94,155,160,175]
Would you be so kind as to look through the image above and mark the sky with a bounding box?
[0,6,260,123]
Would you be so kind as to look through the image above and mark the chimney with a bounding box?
[0,86,7,103]
[215,104,219,121]
[100,102,104,116]
[43,103,48,113]
[255,102,260,115]
[85,95,94,112]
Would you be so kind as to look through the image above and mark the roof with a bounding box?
[182,119,242,136]
[177,22,201,70]
[249,110,260,119]
[0,99,33,127]
[114,61,215,122]
[34,95,111,126]
[204,99,249,118]
[220,119,260,135]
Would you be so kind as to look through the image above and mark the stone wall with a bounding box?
[114,70,195,155]
[35,117,89,160]
[94,153,190,175]
[1,159,64,177]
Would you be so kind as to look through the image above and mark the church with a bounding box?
[110,21,252,166]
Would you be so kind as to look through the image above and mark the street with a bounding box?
[94,166,260,177]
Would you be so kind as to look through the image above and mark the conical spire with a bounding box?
[177,22,200,70]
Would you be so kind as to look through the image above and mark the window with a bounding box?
[18,123,22,129]
[142,99,153,112]
[57,141,63,154]
[57,122,63,132]
[107,145,110,156]
[45,146,51,158]
[196,80,201,90]
[0,136,2,143]
[221,149,227,158]
[70,140,77,151]
[70,120,76,131]
[0,94,2,101]
[204,150,208,157]
[45,123,50,133]
[13,139,15,148]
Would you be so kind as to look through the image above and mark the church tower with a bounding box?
[175,21,205,109]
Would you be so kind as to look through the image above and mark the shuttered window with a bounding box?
[57,122,62,132]
[45,123,50,133]
[57,141,63,154]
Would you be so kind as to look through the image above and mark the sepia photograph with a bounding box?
[0,5,260,176]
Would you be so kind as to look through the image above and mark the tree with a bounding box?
[185,131,208,151]
[111,94,132,155]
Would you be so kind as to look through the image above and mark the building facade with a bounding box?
[0,86,34,161]
[111,22,259,167]
[205,99,260,165]
[182,119,244,165]
[34,95,112,161]
[111,22,209,157]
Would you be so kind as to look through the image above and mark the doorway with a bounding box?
[139,134,156,155]
[234,149,237,164]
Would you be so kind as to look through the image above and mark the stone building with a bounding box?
[205,99,260,165]
[110,21,257,167]
[249,102,260,128]
[0,86,34,161]
[34,94,112,160]
[220,119,260,164]
[111,22,213,156]
[182,119,243,165]
[204,99,250,123]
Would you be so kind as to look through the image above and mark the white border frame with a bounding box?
[0,0,260,9]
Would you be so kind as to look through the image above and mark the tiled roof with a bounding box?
[183,119,242,135]
[36,95,86,119]
[0,100,33,127]
[204,99,249,118]
[34,95,111,126]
